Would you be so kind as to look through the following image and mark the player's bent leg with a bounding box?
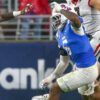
[48,82,63,100]
[81,95,89,100]
[57,62,98,93]
[32,63,98,100]
[78,82,95,95]
[31,82,63,100]
[32,82,63,100]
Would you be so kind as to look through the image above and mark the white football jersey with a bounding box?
[78,0,100,35]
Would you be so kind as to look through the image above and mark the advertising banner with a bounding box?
[0,42,82,100]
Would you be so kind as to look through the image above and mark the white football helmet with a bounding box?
[50,3,76,31]
[51,12,66,31]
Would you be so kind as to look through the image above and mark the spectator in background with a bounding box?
[31,0,51,37]
[19,0,33,40]
[19,0,51,40]
[0,3,32,40]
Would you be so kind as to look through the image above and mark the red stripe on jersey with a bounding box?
[94,44,100,54]
[88,0,94,7]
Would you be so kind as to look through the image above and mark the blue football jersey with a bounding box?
[56,17,96,68]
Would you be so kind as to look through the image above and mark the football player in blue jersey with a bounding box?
[32,2,98,100]
[0,4,32,22]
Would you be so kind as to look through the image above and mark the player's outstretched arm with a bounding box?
[89,0,100,11]
[52,2,81,28]
[60,9,81,28]
[0,4,32,22]
[52,55,69,78]
[40,55,69,88]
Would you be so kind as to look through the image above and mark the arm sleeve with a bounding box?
[51,55,70,79]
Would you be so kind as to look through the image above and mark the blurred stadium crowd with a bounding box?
[0,0,66,40]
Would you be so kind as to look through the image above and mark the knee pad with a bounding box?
[78,82,95,96]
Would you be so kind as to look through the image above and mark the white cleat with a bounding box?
[31,94,49,100]
[31,95,44,100]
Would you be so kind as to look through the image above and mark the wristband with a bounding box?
[13,11,21,17]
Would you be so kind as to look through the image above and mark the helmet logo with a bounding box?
[61,4,72,11]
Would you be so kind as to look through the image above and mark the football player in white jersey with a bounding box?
[32,2,98,100]
[70,0,100,67]
[0,4,32,22]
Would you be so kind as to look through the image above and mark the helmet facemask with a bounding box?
[51,13,67,31]
[50,3,77,31]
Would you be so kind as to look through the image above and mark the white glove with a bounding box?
[40,74,55,90]
[51,2,62,13]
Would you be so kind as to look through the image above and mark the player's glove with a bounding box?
[50,2,62,13]
[21,4,33,15]
[40,83,48,90]
[40,74,55,90]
